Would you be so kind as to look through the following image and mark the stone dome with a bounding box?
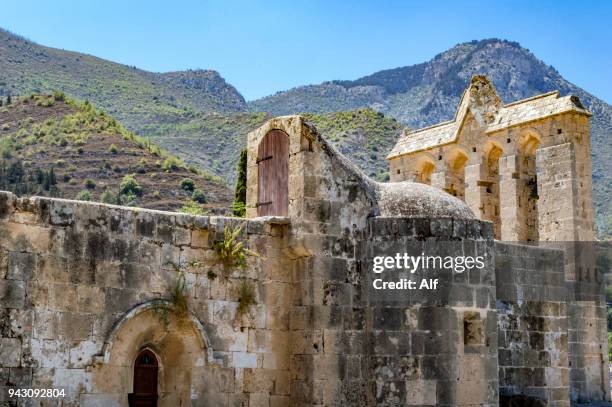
[375,181,475,219]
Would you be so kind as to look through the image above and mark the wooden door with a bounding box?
[128,349,158,407]
[257,129,289,216]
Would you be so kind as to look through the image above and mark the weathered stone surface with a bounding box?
[0,279,25,309]
[0,338,21,367]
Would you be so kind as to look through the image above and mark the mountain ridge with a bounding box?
[0,30,610,236]
[248,38,612,238]
[0,27,247,134]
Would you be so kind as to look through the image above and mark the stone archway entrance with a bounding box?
[129,349,159,407]
[92,301,213,406]
[257,129,289,216]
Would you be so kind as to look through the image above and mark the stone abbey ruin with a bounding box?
[0,76,608,406]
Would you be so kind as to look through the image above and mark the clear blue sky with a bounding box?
[1,0,611,102]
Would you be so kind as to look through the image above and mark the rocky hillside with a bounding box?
[301,110,403,182]
[250,39,612,238]
[0,28,247,135]
[1,30,609,237]
[146,108,403,185]
[0,93,232,213]
[249,39,610,128]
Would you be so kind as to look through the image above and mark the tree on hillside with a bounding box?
[232,149,247,217]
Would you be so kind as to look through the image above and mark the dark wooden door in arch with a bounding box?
[128,349,159,407]
[257,129,289,216]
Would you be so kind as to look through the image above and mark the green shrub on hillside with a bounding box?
[162,156,183,171]
[53,91,66,102]
[192,188,206,203]
[0,138,13,159]
[76,190,92,201]
[36,167,57,191]
[84,178,96,189]
[180,200,206,215]
[100,190,117,204]
[180,178,195,192]
[118,192,139,207]
[119,174,142,197]
[136,158,147,174]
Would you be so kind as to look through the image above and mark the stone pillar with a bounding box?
[536,143,578,242]
[537,143,609,402]
[245,116,313,220]
[464,163,485,219]
[499,154,521,241]
[431,170,446,190]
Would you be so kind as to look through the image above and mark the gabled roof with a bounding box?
[387,77,591,159]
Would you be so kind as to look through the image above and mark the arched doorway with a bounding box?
[128,349,159,407]
[94,302,213,406]
[257,129,289,216]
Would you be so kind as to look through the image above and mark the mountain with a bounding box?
[249,39,612,238]
[145,108,403,185]
[0,28,247,136]
[0,30,609,237]
[0,93,232,213]
[249,39,610,129]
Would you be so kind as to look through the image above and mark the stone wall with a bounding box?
[495,242,569,406]
[564,241,609,403]
[287,216,499,406]
[0,191,293,406]
[244,115,501,405]
[361,217,498,406]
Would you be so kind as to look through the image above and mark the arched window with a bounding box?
[484,144,503,239]
[129,349,159,407]
[257,129,289,216]
[446,149,469,200]
[517,132,541,242]
[416,160,435,185]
